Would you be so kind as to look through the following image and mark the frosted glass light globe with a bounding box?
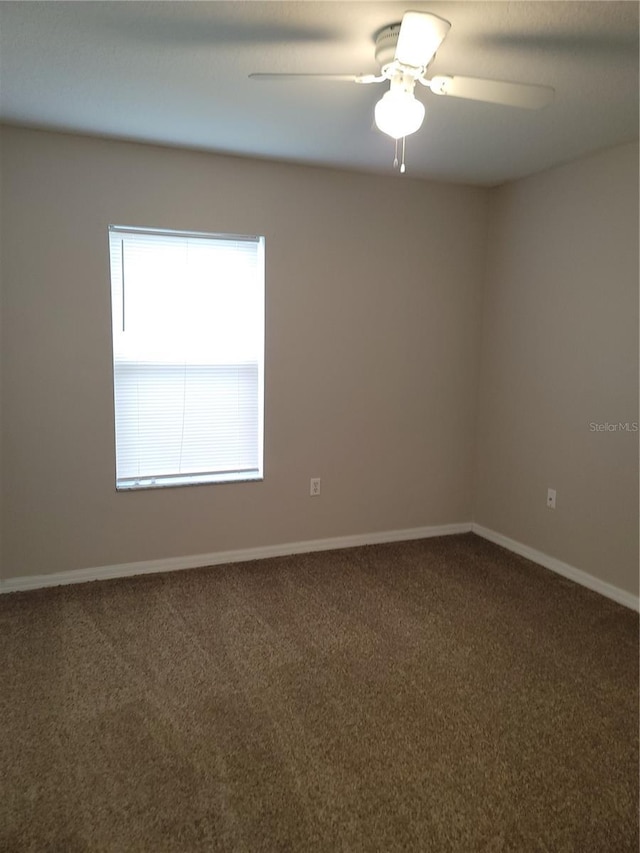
[374,90,425,139]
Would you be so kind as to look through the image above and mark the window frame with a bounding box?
[108,224,265,492]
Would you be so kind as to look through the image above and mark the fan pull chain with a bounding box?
[391,138,407,175]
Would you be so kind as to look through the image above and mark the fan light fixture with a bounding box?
[374,72,426,144]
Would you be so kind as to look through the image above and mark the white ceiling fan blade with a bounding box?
[394,11,451,68]
[249,73,378,83]
[428,75,555,109]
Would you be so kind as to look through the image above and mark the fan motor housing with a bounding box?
[374,24,401,68]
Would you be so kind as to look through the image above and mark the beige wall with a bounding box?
[475,142,639,595]
[2,127,637,596]
[0,126,487,578]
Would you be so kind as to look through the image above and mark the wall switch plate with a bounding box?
[310,478,321,496]
[547,488,556,509]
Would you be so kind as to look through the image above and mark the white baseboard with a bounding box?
[0,522,472,594]
[4,521,637,612]
[472,523,639,612]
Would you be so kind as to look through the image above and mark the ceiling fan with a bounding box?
[250,10,555,172]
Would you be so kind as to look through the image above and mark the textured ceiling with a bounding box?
[0,1,638,185]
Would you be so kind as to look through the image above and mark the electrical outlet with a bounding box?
[310,478,321,496]
[547,488,556,509]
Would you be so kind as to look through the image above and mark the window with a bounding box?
[108,226,264,490]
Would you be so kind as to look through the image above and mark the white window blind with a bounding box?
[108,226,264,490]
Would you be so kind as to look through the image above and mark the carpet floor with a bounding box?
[1,533,638,852]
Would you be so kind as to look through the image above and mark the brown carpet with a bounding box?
[1,533,638,852]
